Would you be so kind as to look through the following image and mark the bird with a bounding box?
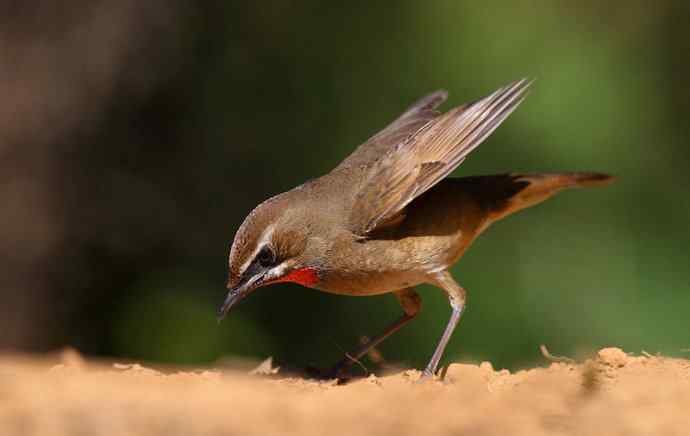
[218,79,613,379]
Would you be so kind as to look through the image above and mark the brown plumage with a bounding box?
[219,79,613,379]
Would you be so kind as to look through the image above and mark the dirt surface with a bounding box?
[1,347,689,436]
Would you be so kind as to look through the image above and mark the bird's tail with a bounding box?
[480,172,614,222]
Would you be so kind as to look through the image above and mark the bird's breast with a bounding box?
[315,235,458,296]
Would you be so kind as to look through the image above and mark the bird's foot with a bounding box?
[416,366,440,383]
[303,363,355,383]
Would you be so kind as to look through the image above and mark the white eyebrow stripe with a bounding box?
[238,224,275,277]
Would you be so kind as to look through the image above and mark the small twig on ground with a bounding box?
[332,338,369,375]
[641,350,654,358]
[540,344,575,364]
[344,352,369,375]
[439,364,450,381]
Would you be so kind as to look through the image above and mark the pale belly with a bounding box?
[314,233,469,296]
[314,269,429,296]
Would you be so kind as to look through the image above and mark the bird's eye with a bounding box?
[257,246,275,267]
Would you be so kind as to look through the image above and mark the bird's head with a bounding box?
[218,192,323,320]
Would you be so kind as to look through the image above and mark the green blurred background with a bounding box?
[1,1,689,371]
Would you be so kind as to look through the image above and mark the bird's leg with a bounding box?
[328,287,421,378]
[422,270,466,378]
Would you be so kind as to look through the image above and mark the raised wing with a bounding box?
[349,79,531,235]
[335,90,449,170]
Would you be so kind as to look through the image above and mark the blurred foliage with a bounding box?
[2,1,689,371]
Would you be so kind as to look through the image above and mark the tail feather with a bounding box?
[564,172,615,188]
[479,172,614,221]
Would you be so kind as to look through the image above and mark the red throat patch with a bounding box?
[275,267,319,287]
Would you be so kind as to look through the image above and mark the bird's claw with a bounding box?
[416,367,438,383]
[304,364,353,382]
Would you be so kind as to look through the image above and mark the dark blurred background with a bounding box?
[1,1,689,371]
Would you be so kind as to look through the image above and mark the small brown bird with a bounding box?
[219,79,612,379]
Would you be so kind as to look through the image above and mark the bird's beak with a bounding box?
[217,274,265,321]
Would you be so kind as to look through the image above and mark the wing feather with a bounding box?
[336,90,449,170]
[350,79,531,235]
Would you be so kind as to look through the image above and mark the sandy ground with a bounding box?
[1,347,689,436]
